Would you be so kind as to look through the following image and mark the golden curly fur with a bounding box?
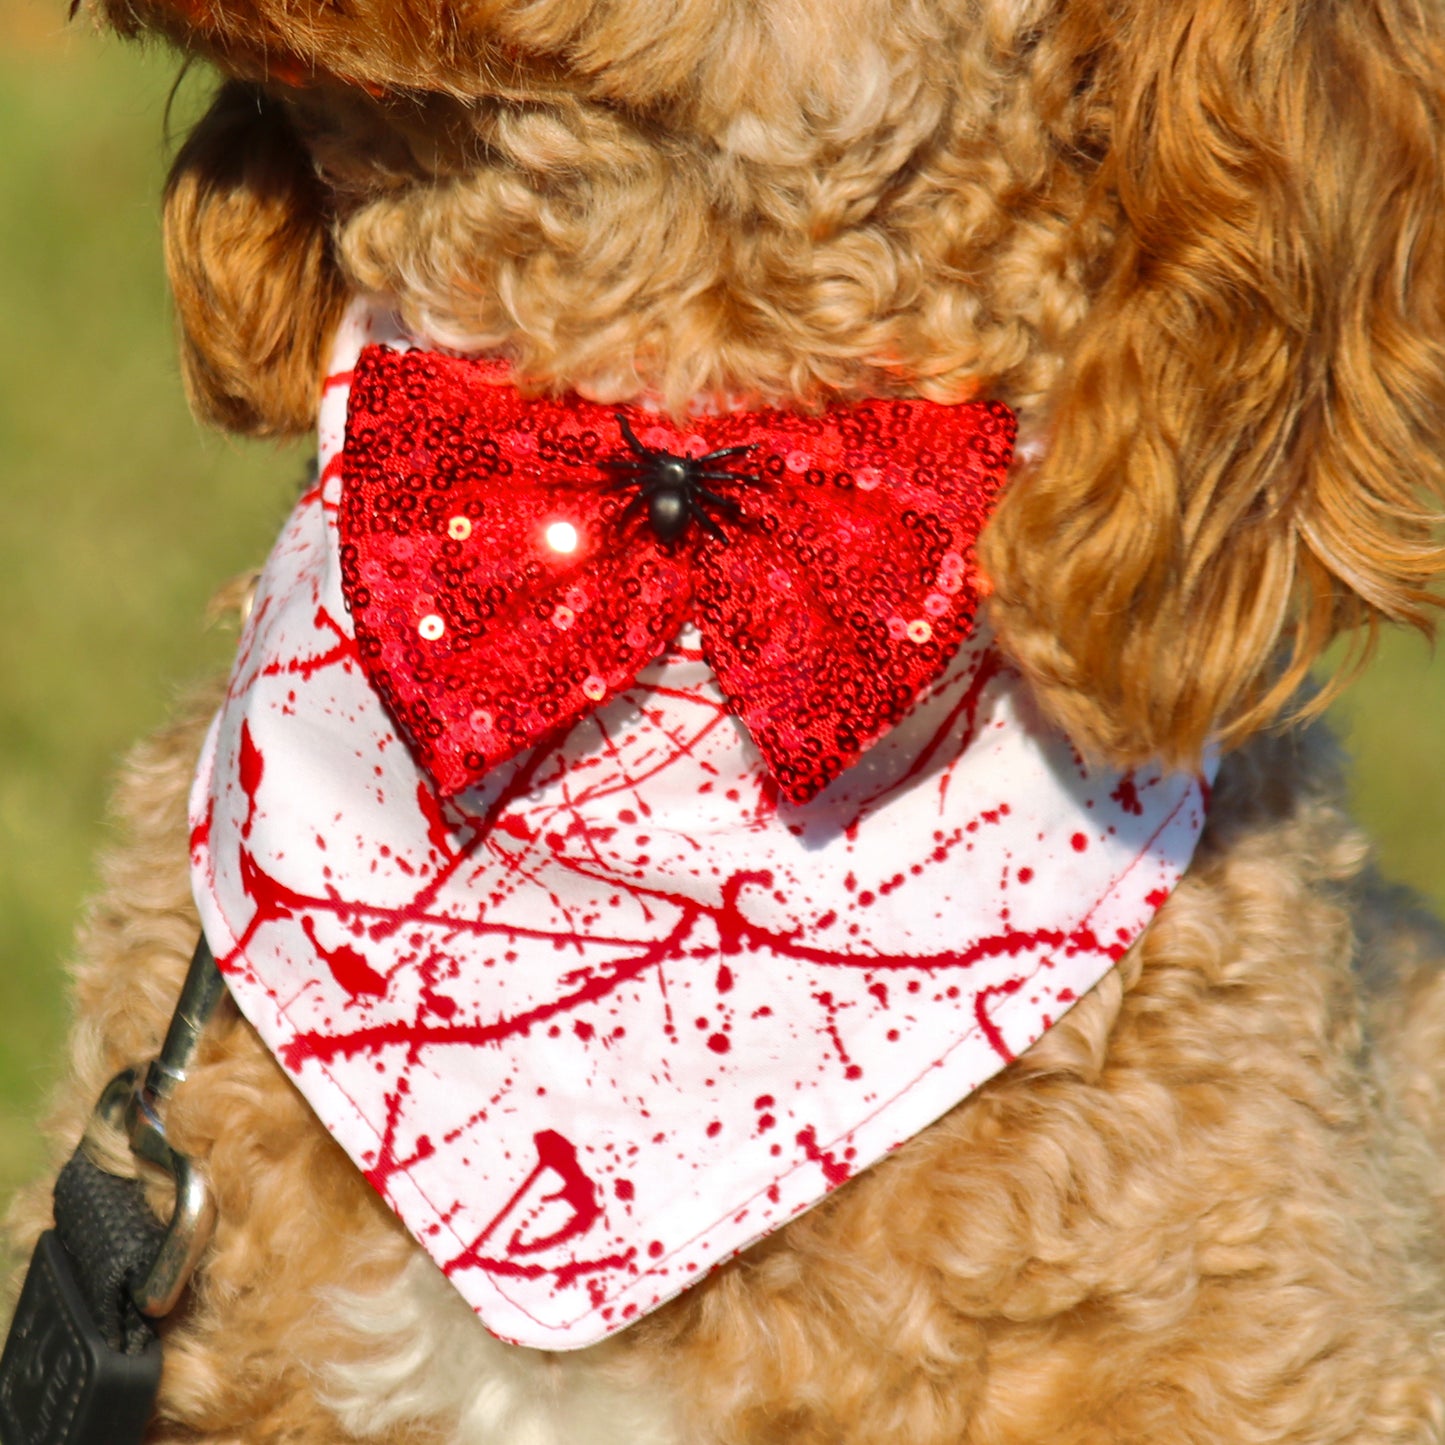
[8,0,1445,1439]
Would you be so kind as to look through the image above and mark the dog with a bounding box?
[7,0,1445,1440]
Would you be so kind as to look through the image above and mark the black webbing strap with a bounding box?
[0,1145,165,1445]
[51,1149,167,1359]
[1,936,223,1443]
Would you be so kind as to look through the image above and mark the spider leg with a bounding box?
[614,414,661,458]
[615,492,647,529]
[695,469,767,487]
[691,506,731,543]
[697,443,756,463]
[598,463,650,492]
[694,488,743,515]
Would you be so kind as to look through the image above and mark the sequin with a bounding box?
[338,345,1017,804]
[545,521,580,553]
[448,516,473,541]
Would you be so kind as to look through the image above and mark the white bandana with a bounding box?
[189,303,1213,1350]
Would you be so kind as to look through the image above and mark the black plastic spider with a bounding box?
[599,415,766,544]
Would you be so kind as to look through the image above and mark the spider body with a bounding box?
[601,415,764,544]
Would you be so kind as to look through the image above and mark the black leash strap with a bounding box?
[0,1166,164,1445]
[0,938,225,1445]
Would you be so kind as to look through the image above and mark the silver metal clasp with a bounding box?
[91,937,228,1318]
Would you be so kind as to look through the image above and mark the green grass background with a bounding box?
[1,0,1442,1216]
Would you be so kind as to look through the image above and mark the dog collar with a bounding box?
[189,301,1214,1350]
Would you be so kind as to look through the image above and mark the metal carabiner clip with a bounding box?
[92,936,228,1318]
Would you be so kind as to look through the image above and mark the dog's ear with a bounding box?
[980,0,1445,769]
[164,81,347,437]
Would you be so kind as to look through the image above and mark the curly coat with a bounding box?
[9,0,1445,1439]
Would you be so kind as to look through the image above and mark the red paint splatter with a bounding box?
[302,916,387,999]
[189,799,214,859]
[443,1129,613,1285]
[239,719,264,840]
[974,978,1024,1059]
[220,656,1175,1323]
[1071,832,1088,852]
[258,606,356,684]
[796,1125,852,1188]
[754,775,781,821]
[706,1033,731,1055]
[277,902,1112,1071]
[896,647,1002,816]
[812,989,864,1081]
[1110,775,1143,816]
[416,781,458,860]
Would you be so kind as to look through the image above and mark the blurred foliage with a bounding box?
[0,9,299,1201]
[0,0,1441,1217]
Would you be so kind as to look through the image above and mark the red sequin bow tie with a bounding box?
[338,345,1017,805]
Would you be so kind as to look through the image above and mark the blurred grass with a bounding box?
[0,0,1442,1219]
[0,4,299,1204]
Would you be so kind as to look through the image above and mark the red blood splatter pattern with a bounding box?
[187,304,1214,1350]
